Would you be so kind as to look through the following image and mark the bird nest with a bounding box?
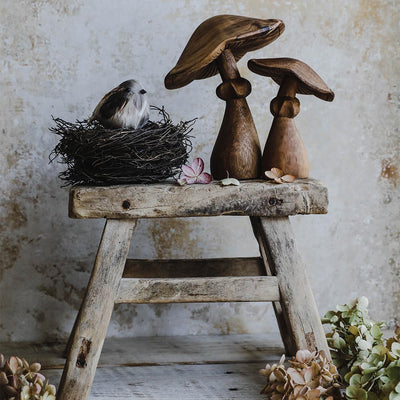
[50,107,194,186]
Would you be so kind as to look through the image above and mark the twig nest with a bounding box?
[50,107,193,186]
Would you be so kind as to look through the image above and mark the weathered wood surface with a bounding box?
[115,276,280,304]
[123,257,266,278]
[251,216,330,356]
[46,363,268,399]
[0,334,284,369]
[64,257,266,356]
[69,179,328,219]
[58,219,136,400]
[250,216,296,355]
[64,301,83,358]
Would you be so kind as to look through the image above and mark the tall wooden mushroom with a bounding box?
[165,15,285,180]
[248,58,334,178]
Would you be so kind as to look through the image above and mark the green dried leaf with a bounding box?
[357,297,369,310]
[372,344,387,356]
[357,339,371,351]
[349,373,362,386]
[361,366,379,375]
[349,326,359,336]
[387,366,400,381]
[379,375,390,384]
[346,386,368,400]
[360,325,368,335]
[389,392,400,400]
[371,324,382,339]
[391,342,400,357]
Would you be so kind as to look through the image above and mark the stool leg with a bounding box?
[63,303,82,358]
[57,219,136,400]
[250,216,329,357]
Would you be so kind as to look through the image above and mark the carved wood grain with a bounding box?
[69,179,328,219]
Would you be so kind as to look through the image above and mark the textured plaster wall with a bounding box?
[0,0,399,342]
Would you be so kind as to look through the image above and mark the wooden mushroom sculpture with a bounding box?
[248,58,334,178]
[165,15,285,180]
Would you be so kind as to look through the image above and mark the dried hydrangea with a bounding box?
[322,297,400,400]
[260,350,342,400]
[0,354,56,400]
[177,157,212,185]
[265,168,296,184]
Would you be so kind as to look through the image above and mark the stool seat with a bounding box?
[69,178,328,219]
[58,179,329,400]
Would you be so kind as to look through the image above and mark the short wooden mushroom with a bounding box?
[165,15,285,180]
[247,58,334,178]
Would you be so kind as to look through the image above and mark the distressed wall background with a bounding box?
[0,0,399,342]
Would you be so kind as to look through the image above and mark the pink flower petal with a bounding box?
[185,177,198,184]
[34,383,42,394]
[197,172,212,184]
[181,165,196,178]
[191,158,204,176]
[35,372,46,382]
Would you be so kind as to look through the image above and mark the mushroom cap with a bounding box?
[165,15,285,89]
[248,58,334,101]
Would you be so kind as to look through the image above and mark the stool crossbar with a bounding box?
[58,179,329,400]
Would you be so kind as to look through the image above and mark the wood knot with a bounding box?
[216,78,251,100]
[122,200,131,210]
[76,338,91,368]
[270,96,300,118]
[268,198,283,206]
[305,332,316,349]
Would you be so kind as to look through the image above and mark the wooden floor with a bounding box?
[1,334,284,399]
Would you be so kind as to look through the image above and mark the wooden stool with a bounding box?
[58,179,329,400]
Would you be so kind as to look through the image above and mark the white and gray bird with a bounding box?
[89,79,150,129]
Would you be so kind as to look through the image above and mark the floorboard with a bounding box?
[44,363,267,399]
[0,334,283,399]
[0,334,284,368]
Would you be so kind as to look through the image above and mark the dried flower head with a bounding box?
[265,168,296,184]
[0,354,56,400]
[177,157,212,185]
[260,350,342,400]
[323,297,400,400]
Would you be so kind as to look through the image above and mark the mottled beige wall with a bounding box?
[0,0,399,342]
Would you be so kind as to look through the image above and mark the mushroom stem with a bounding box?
[247,57,335,179]
[277,75,298,98]
[263,79,309,178]
[210,49,261,179]
[217,49,240,81]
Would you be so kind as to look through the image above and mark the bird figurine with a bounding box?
[89,79,150,129]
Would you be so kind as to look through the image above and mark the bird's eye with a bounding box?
[139,89,147,94]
